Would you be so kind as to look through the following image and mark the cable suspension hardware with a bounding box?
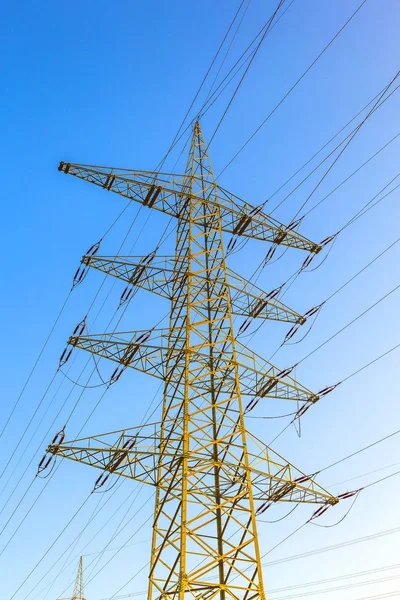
[72,241,102,290]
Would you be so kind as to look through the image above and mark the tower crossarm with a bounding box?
[66,330,317,404]
[235,341,318,403]
[58,163,321,252]
[244,432,338,507]
[47,423,173,487]
[47,426,338,507]
[226,267,304,324]
[67,331,167,380]
[81,254,305,324]
[82,255,176,299]
[81,256,177,300]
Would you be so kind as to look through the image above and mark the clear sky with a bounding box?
[0,1,399,599]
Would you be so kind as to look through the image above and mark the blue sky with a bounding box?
[0,0,399,598]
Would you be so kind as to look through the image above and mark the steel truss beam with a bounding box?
[58,163,321,252]
[48,424,336,506]
[67,328,318,404]
[81,255,306,324]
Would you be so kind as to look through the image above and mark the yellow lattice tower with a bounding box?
[58,557,85,600]
[49,122,339,600]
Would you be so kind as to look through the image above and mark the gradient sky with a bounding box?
[0,1,399,599]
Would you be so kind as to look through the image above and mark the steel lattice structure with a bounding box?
[49,122,339,600]
[57,556,85,600]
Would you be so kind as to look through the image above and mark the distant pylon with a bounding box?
[58,557,85,600]
[49,122,339,600]
[72,557,85,600]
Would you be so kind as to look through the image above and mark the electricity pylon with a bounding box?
[49,122,339,600]
[58,557,85,600]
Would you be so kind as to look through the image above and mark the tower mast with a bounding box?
[146,122,266,599]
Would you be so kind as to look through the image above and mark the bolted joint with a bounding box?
[178,571,188,591]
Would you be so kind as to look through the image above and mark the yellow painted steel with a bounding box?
[50,122,338,600]
[57,556,85,600]
[78,255,306,324]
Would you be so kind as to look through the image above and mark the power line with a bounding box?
[85,513,152,587]
[297,281,400,365]
[148,1,281,172]
[84,484,146,582]
[107,561,150,600]
[323,234,400,304]
[207,0,285,148]
[217,0,369,177]
[267,90,399,219]
[201,0,295,122]
[158,0,296,170]
[289,70,400,222]
[0,199,164,543]
[246,231,400,366]
[4,118,188,548]
[203,0,252,105]
[158,0,248,170]
[0,190,141,443]
[52,490,151,600]
[84,460,400,596]
[302,130,400,219]
[261,525,400,567]
[345,592,400,600]
[0,370,59,483]
[19,374,164,600]
[251,170,400,372]
[265,86,400,214]
[32,379,165,600]
[329,461,400,488]
[27,482,129,600]
[29,496,108,600]
[69,454,400,594]
[8,495,91,600]
[362,468,400,490]
[266,340,400,447]
[105,522,400,599]
[267,562,400,594]
[0,362,105,556]
[0,358,97,549]
[0,201,144,498]
[253,470,400,571]
[0,291,71,438]
[232,98,400,332]
[99,562,400,600]
[317,428,400,475]
[10,355,154,594]
[268,574,400,599]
